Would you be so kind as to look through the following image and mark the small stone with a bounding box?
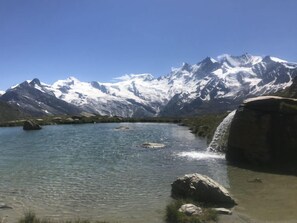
[247,178,263,183]
[178,204,202,216]
[212,208,232,215]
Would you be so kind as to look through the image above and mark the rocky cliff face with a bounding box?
[0,100,24,122]
[226,96,297,171]
[277,76,297,98]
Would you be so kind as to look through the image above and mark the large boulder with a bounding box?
[171,173,236,205]
[226,96,297,170]
[23,120,42,130]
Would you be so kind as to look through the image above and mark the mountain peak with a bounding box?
[30,78,41,86]
[269,56,287,63]
[218,53,262,67]
[66,76,80,82]
[200,57,217,64]
[181,62,192,71]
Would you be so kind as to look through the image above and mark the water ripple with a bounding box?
[0,123,227,223]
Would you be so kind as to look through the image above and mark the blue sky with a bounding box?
[0,0,297,90]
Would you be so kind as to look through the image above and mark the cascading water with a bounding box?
[207,110,236,152]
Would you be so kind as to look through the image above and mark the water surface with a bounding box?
[0,123,227,222]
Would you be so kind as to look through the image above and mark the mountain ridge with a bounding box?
[1,53,296,117]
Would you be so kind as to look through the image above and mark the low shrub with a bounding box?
[165,200,217,223]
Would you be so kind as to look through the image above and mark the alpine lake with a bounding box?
[0,123,296,223]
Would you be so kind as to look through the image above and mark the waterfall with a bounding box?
[207,110,236,152]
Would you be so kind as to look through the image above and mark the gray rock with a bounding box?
[178,204,202,216]
[171,173,236,205]
[23,120,42,130]
[212,207,232,215]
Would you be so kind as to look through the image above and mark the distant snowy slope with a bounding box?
[0,79,83,116]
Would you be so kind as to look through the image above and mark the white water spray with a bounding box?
[177,151,225,160]
[207,110,236,152]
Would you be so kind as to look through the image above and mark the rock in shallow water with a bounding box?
[0,203,12,209]
[115,126,129,130]
[171,173,236,205]
[142,143,165,149]
[23,120,42,130]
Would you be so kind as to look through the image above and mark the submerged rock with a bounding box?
[178,204,202,216]
[247,178,263,183]
[23,120,42,130]
[171,173,236,205]
[0,203,12,209]
[115,126,129,130]
[142,142,165,149]
[227,96,297,170]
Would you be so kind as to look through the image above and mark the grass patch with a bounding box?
[182,113,227,143]
[165,200,217,223]
[18,211,110,223]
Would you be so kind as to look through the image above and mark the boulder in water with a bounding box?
[227,96,297,170]
[23,120,42,130]
[171,173,236,205]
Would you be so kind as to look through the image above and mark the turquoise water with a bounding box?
[0,123,227,222]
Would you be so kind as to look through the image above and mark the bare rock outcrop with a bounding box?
[226,96,297,170]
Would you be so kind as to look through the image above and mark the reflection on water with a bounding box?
[227,166,297,223]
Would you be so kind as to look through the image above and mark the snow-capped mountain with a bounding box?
[0,78,83,116]
[1,53,296,117]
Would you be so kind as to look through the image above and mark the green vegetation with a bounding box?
[165,200,217,223]
[279,101,297,113]
[18,211,110,223]
[0,108,227,147]
[0,114,181,127]
[182,113,227,143]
